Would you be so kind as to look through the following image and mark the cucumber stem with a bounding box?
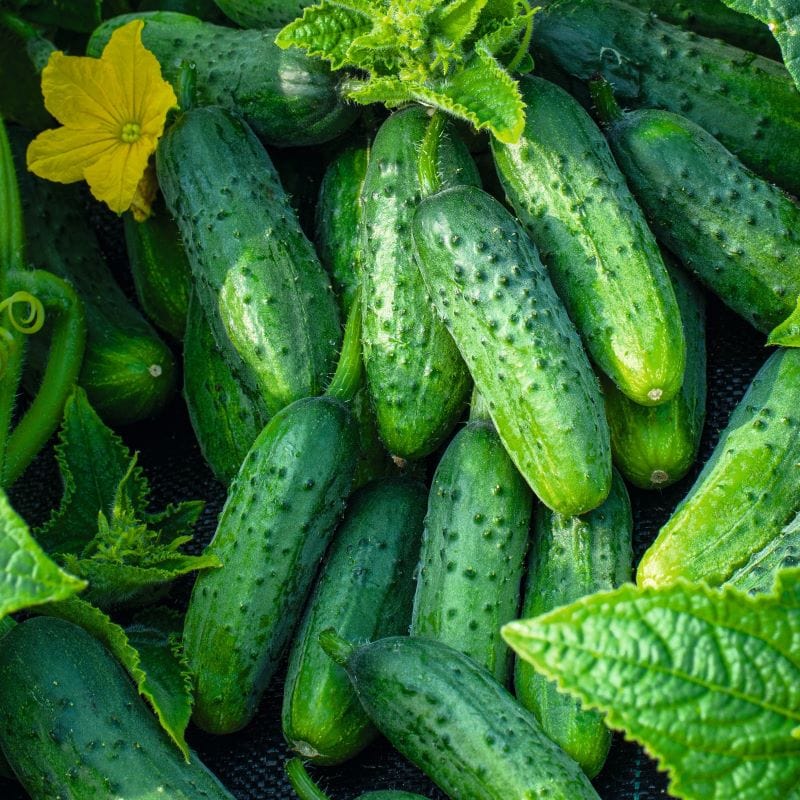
[325,286,362,402]
[0,117,24,293]
[318,628,355,666]
[0,11,55,72]
[469,388,491,422]
[418,112,446,197]
[176,60,197,112]
[589,75,624,126]
[285,758,331,800]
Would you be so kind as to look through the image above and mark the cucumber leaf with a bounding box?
[767,296,800,347]
[503,575,800,800]
[720,1,800,90]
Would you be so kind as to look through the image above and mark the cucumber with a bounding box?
[88,11,357,147]
[214,0,310,27]
[183,395,358,734]
[412,184,611,516]
[638,348,800,591]
[183,292,269,485]
[157,106,341,417]
[492,75,685,406]
[10,128,176,426]
[516,469,633,778]
[531,0,800,197]
[410,404,533,684]
[603,262,707,489]
[320,633,600,800]
[282,477,426,764]
[592,86,800,334]
[316,144,369,315]
[0,616,234,799]
[123,203,192,341]
[361,108,478,460]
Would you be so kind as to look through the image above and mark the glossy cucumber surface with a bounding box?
[213,0,311,27]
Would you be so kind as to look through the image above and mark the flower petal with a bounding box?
[83,138,152,215]
[26,126,118,184]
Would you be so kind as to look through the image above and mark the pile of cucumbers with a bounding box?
[1,0,800,798]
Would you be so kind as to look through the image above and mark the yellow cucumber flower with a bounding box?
[26,19,176,220]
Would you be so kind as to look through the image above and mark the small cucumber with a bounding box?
[0,616,234,800]
[603,262,707,489]
[410,404,533,684]
[593,87,800,334]
[412,184,611,516]
[638,348,800,591]
[183,292,269,485]
[214,0,311,28]
[320,633,599,800]
[157,106,341,417]
[492,75,685,406]
[88,12,357,147]
[282,477,426,764]
[183,396,358,734]
[361,108,478,460]
[516,469,633,778]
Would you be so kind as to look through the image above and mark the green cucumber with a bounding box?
[0,616,234,799]
[603,262,707,489]
[88,11,357,147]
[316,144,369,315]
[213,0,310,27]
[493,75,684,406]
[410,404,533,684]
[10,128,176,426]
[123,204,192,341]
[320,633,599,800]
[183,292,269,485]
[361,108,478,460]
[531,0,800,196]
[412,184,611,516]
[183,395,358,734]
[516,469,632,778]
[592,84,800,334]
[282,477,426,764]
[638,348,800,591]
[157,106,341,417]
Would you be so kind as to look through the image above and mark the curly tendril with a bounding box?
[0,291,45,378]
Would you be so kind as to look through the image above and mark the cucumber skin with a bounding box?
[183,396,358,734]
[532,0,800,196]
[603,264,707,489]
[0,617,233,800]
[638,348,800,588]
[88,12,356,147]
[604,108,800,333]
[412,185,611,517]
[183,293,269,485]
[157,106,341,417]
[282,477,427,765]
[337,636,599,800]
[411,420,532,684]
[493,76,684,406]
[516,469,632,778]
[214,0,311,29]
[361,108,478,460]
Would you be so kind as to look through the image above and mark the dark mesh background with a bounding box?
[1,197,767,800]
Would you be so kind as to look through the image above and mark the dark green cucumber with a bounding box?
[10,129,175,425]
[593,90,800,333]
[316,144,369,315]
[493,75,684,406]
[532,0,800,196]
[214,0,310,27]
[0,617,233,799]
[638,348,800,591]
[183,292,269,485]
[123,204,192,341]
[320,633,599,800]
[0,614,12,779]
[361,109,478,460]
[282,477,426,764]
[410,410,533,684]
[603,262,707,489]
[157,106,341,417]
[516,469,632,778]
[412,185,611,516]
[183,396,358,733]
[88,12,356,147]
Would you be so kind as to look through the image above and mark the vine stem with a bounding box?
[417,111,446,197]
[325,286,363,402]
[285,758,331,800]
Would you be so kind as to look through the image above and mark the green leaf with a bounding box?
[503,579,800,800]
[39,596,193,758]
[434,0,489,43]
[768,296,800,347]
[0,489,85,620]
[720,0,800,90]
